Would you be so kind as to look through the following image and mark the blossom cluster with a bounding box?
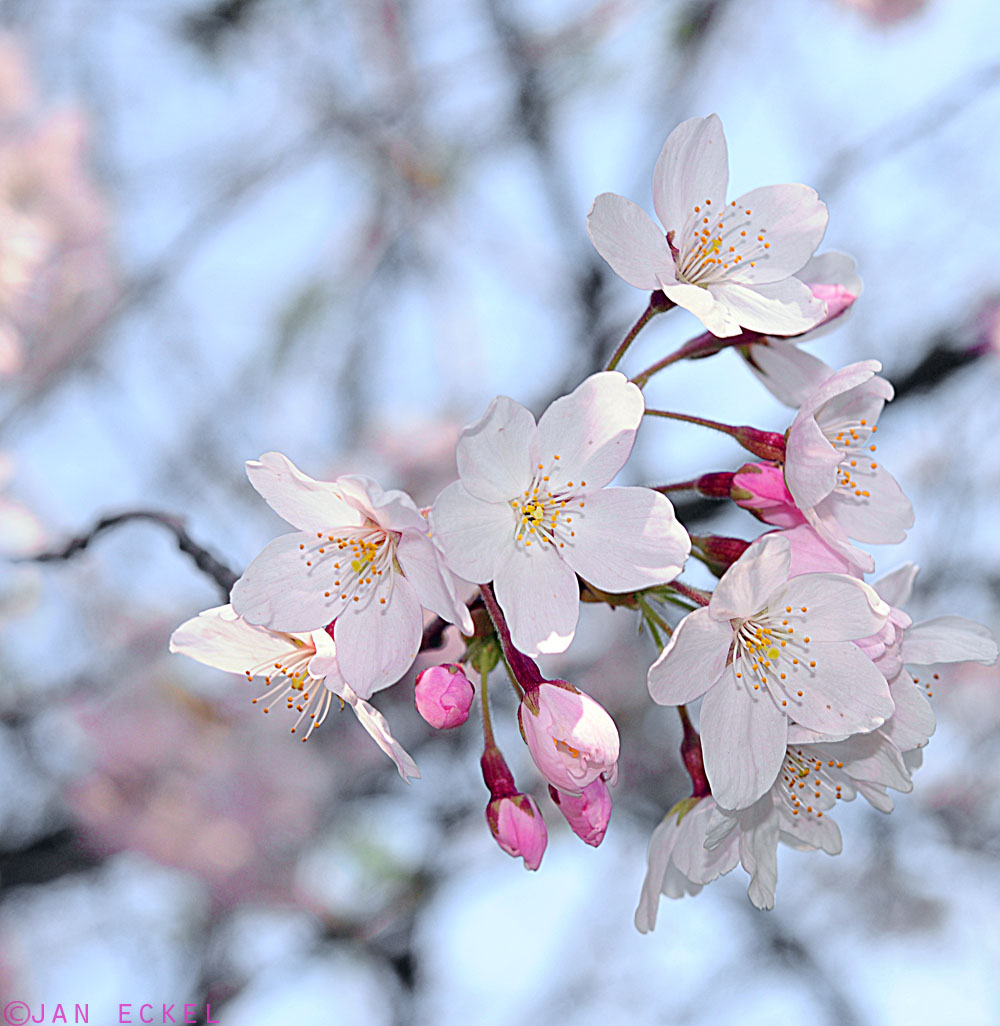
[171,114,997,920]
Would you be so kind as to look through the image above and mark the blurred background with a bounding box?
[0,0,998,1022]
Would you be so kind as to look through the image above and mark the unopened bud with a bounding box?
[690,534,751,577]
[731,462,805,528]
[486,793,548,870]
[415,663,475,729]
[548,776,613,847]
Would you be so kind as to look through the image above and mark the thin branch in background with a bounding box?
[19,510,238,599]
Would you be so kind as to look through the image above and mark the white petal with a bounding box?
[337,475,426,533]
[169,604,304,673]
[701,668,788,810]
[833,732,911,794]
[246,452,363,533]
[661,281,742,337]
[562,486,689,592]
[493,538,580,656]
[802,500,875,573]
[586,193,674,290]
[882,674,935,752]
[825,469,914,544]
[768,573,888,641]
[743,339,834,408]
[901,616,999,666]
[334,574,423,698]
[774,640,893,735]
[797,250,862,297]
[873,563,919,609]
[534,372,644,491]
[431,481,514,584]
[709,278,826,336]
[456,395,535,503]
[340,685,420,781]
[727,183,828,284]
[784,413,842,509]
[736,801,780,910]
[794,360,881,425]
[231,532,343,632]
[635,817,680,932]
[647,607,732,706]
[652,114,729,234]
[395,530,473,633]
[710,533,791,620]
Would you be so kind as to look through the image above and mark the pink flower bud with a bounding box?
[415,663,475,729]
[548,777,613,847]
[731,462,805,529]
[518,681,619,794]
[809,282,857,323]
[486,793,548,870]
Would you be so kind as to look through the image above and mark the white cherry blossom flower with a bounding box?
[587,114,829,338]
[169,604,419,779]
[647,534,892,810]
[784,361,914,573]
[432,371,690,655]
[230,452,472,697]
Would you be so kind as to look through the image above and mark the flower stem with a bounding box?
[604,292,674,372]
[677,705,710,799]
[480,665,496,747]
[631,327,760,388]
[644,408,786,461]
[479,582,545,688]
[669,579,711,607]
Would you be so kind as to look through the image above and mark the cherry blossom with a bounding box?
[587,114,829,338]
[549,777,613,847]
[169,605,419,779]
[230,452,472,697]
[784,361,914,572]
[486,794,548,871]
[432,371,689,655]
[647,534,893,809]
[414,663,475,729]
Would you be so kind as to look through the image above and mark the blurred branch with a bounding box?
[19,510,238,599]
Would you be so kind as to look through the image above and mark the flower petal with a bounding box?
[901,616,999,666]
[727,183,828,284]
[246,452,363,533]
[493,538,579,656]
[169,604,303,673]
[873,563,919,609]
[768,573,889,641]
[784,415,843,510]
[231,532,344,632]
[334,573,423,697]
[647,607,732,706]
[339,684,420,781]
[456,395,535,503]
[586,193,674,290]
[701,668,788,810]
[395,530,473,634]
[710,533,791,620]
[881,674,935,752]
[561,486,689,592]
[708,278,827,336]
[660,280,742,337]
[824,468,914,544]
[652,114,729,234]
[736,800,781,910]
[431,481,514,584]
[534,372,644,491]
[337,475,426,533]
[743,338,834,408]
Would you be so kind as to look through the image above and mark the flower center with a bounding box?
[779,745,847,821]
[677,198,773,285]
[298,522,398,609]
[828,419,879,501]
[509,456,588,551]
[731,604,818,709]
[244,643,334,741]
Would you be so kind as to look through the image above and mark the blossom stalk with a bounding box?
[644,409,786,462]
[604,291,675,372]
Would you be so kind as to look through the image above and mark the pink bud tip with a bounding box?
[548,777,613,847]
[809,282,857,323]
[486,793,548,870]
[415,663,475,729]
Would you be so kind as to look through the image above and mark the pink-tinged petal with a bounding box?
[774,640,893,735]
[781,524,854,576]
[652,114,729,233]
[743,338,834,408]
[784,415,842,509]
[395,531,473,634]
[534,372,644,491]
[493,538,580,656]
[231,532,345,632]
[339,684,420,781]
[813,374,892,436]
[797,250,862,298]
[246,452,363,533]
[768,573,888,641]
[802,501,875,573]
[709,278,827,336]
[882,675,935,752]
[431,482,514,584]
[873,563,919,609]
[727,184,828,284]
[647,607,732,705]
[901,616,999,666]
[701,669,788,810]
[731,463,806,529]
[586,193,674,290]
[794,360,881,424]
[337,475,426,533]
[562,486,689,592]
[660,281,742,337]
[710,533,791,620]
[169,604,305,673]
[456,395,536,503]
[334,574,423,698]
[823,467,914,544]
